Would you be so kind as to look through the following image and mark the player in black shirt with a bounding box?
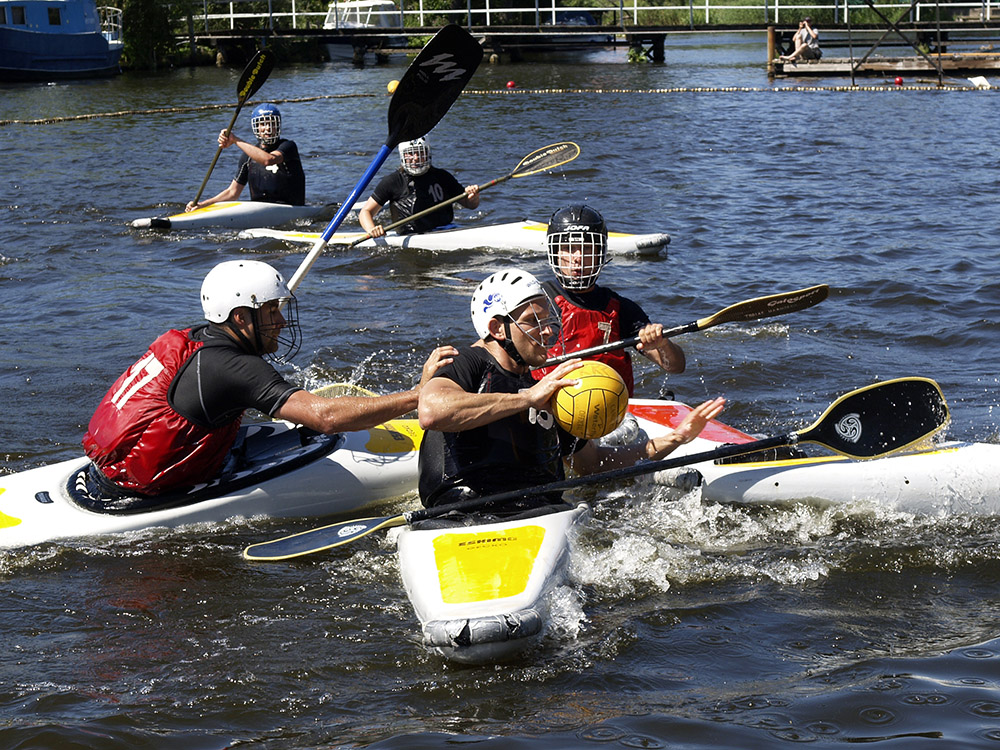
[358,137,480,236]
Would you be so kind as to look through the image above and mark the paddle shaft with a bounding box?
[191,50,273,206]
[349,173,512,249]
[285,25,482,297]
[191,106,244,206]
[405,434,792,525]
[349,141,580,248]
[539,284,829,368]
[242,377,948,560]
[287,144,392,293]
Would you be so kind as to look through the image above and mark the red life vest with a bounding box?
[82,328,242,495]
[533,291,635,396]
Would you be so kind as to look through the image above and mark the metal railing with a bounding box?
[182,0,994,33]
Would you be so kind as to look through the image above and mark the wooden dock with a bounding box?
[773,51,1000,76]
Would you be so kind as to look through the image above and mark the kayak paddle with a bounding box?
[538,283,830,368]
[190,49,275,207]
[351,141,581,247]
[286,24,483,295]
[243,377,948,561]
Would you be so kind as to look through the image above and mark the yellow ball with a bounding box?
[387,79,399,95]
[553,361,629,440]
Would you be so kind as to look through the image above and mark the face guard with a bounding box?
[507,297,563,350]
[546,204,609,291]
[252,296,301,365]
[251,104,281,148]
[398,138,431,176]
[547,230,609,290]
[201,260,302,363]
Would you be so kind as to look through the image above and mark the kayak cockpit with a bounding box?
[64,423,344,514]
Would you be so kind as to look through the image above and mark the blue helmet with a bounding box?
[250,103,281,147]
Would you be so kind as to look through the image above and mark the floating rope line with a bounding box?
[0,92,378,127]
[3,85,989,126]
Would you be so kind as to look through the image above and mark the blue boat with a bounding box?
[0,0,123,81]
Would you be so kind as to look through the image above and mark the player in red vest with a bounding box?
[533,205,685,396]
[83,260,453,500]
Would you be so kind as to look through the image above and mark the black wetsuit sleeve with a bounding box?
[169,344,300,428]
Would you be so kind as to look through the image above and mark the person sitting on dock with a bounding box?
[416,268,725,510]
[186,103,306,211]
[779,17,821,63]
[531,205,685,397]
[358,136,480,237]
[82,260,454,501]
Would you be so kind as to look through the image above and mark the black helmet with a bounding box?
[546,205,609,290]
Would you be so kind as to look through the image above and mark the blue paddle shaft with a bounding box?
[321,144,391,243]
[286,144,391,293]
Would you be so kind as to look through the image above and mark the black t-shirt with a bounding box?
[370,166,464,233]
[234,138,306,206]
[167,325,300,429]
[544,280,651,338]
[417,345,585,507]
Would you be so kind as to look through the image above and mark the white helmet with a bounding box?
[398,137,431,176]
[200,260,301,362]
[470,269,561,350]
[201,260,291,321]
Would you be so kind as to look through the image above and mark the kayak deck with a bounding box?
[130,201,344,231]
[239,220,671,257]
[396,503,588,664]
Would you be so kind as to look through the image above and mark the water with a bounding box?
[2,32,1000,748]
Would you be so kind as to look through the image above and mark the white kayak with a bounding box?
[130,201,343,231]
[239,220,672,257]
[391,399,1000,664]
[627,400,1000,515]
[0,418,423,549]
[396,503,589,664]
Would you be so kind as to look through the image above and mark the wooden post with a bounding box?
[767,25,775,76]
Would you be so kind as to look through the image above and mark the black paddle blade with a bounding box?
[511,141,581,178]
[799,377,949,459]
[703,284,829,328]
[386,25,483,147]
[238,49,274,103]
[243,514,405,561]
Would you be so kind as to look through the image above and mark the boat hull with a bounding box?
[130,201,339,231]
[0,419,422,548]
[240,220,671,257]
[396,504,588,664]
[0,21,121,81]
[628,399,1000,515]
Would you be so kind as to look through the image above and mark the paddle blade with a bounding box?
[243,514,406,561]
[697,284,829,329]
[238,49,274,103]
[798,377,949,459]
[510,142,581,178]
[386,24,483,147]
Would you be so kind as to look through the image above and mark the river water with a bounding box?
[2,32,999,749]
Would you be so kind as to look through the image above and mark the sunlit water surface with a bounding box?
[2,33,999,749]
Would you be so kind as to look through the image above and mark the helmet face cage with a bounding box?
[547,230,608,290]
[255,295,301,365]
[398,138,431,176]
[508,296,562,350]
[251,105,281,147]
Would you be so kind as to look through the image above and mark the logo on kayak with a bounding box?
[835,413,862,443]
[337,524,367,538]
